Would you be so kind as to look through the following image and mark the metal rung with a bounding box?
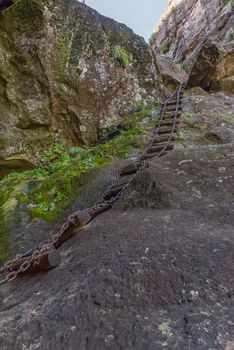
[54,211,91,248]
[147,144,173,153]
[111,178,130,189]
[90,203,112,219]
[163,111,181,117]
[158,128,177,135]
[153,135,176,143]
[164,100,182,107]
[104,185,123,200]
[11,251,62,274]
[120,162,141,176]
[159,120,180,126]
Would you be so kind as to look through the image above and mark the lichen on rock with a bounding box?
[0,0,162,178]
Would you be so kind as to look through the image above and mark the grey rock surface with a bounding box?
[0,144,233,350]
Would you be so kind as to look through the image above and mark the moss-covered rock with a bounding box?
[0,104,156,259]
[0,0,162,178]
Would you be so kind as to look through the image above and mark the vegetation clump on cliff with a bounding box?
[0,104,156,260]
[159,37,171,54]
[0,104,156,261]
[111,45,129,69]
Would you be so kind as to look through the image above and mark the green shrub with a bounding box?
[111,45,129,69]
[159,37,171,54]
[149,32,157,45]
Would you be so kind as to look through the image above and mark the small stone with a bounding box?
[79,125,87,132]
[70,325,77,332]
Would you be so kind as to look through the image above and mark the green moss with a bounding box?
[180,60,192,73]
[176,132,186,144]
[158,322,172,337]
[0,187,14,207]
[159,37,171,54]
[56,33,71,76]
[221,115,234,125]
[0,105,154,220]
[111,45,129,69]
[182,112,193,120]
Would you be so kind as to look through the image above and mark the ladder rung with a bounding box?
[147,144,173,153]
[159,120,180,126]
[120,162,141,176]
[158,128,177,135]
[153,135,176,143]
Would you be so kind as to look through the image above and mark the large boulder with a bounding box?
[0,0,161,176]
[178,91,234,147]
[155,54,188,92]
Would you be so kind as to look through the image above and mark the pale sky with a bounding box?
[84,0,168,41]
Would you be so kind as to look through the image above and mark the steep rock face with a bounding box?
[151,0,234,92]
[0,0,161,176]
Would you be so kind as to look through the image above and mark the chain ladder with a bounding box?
[0,83,186,285]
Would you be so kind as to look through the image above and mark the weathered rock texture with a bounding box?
[0,0,161,176]
[0,1,234,349]
[151,0,234,93]
[155,54,188,92]
[0,143,233,350]
[179,91,234,147]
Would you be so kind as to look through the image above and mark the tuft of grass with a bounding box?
[159,37,171,54]
[182,112,193,120]
[111,45,129,69]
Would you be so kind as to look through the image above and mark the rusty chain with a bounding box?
[0,83,186,285]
